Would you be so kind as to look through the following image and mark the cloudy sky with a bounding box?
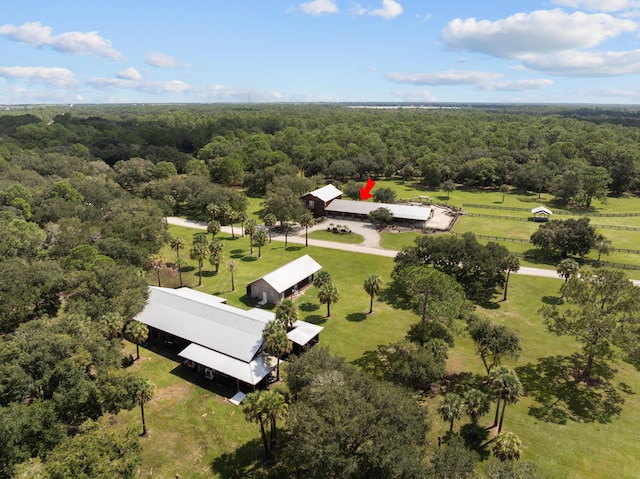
[2,0,640,104]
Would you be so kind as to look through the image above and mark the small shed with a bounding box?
[247,254,322,304]
[301,184,343,216]
[531,206,553,222]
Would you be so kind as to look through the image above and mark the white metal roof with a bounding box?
[287,320,324,346]
[256,254,322,293]
[326,199,432,221]
[136,287,274,363]
[305,184,343,203]
[531,206,553,215]
[179,343,274,385]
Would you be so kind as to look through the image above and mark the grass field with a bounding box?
[305,229,364,244]
[114,221,640,478]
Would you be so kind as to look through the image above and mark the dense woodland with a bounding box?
[2,104,640,477]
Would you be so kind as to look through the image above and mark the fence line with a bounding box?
[465,212,640,231]
[462,203,640,217]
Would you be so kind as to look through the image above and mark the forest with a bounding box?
[2,103,640,477]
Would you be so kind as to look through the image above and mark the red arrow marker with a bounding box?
[359,178,376,200]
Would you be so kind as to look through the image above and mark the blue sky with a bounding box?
[2,0,640,104]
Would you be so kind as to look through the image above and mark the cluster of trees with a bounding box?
[394,232,511,303]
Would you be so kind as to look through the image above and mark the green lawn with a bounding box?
[379,231,422,250]
[305,229,364,244]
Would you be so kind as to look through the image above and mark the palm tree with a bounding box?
[190,233,209,286]
[148,254,165,287]
[493,432,522,462]
[438,393,466,435]
[245,219,257,255]
[169,236,185,260]
[228,260,238,291]
[499,184,510,203]
[174,258,186,287]
[275,299,298,329]
[207,220,221,239]
[463,388,490,426]
[208,239,224,273]
[263,213,277,243]
[227,209,239,238]
[501,253,520,302]
[243,391,270,455]
[491,367,524,433]
[238,212,248,236]
[556,259,580,298]
[99,312,124,340]
[318,283,339,318]
[263,320,292,381]
[254,229,268,257]
[125,320,149,360]
[299,212,315,247]
[314,270,332,289]
[363,274,383,314]
[206,203,221,220]
[134,378,155,437]
[260,389,288,447]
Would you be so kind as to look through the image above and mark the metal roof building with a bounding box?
[135,287,323,388]
[247,254,322,304]
[301,184,343,216]
[325,199,432,226]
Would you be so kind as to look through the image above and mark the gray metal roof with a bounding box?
[305,184,343,203]
[136,287,274,363]
[326,199,432,221]
[256,254,322,293]
[179,343,274,385]
[287,320,324,346]
[531,206,553,215]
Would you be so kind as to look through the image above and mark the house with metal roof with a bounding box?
[301,184,343,216]
[135,286,323,390]
[247,254,322,305]
[325,199,433,227]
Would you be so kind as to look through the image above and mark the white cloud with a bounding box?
[521,49,640,76]
[350,3,367,15]
[0,22,122,59]
[145,52,190,68]
[393,89,438,102]
[370,0,403,19]
[552,0,640,11]
[386,70,503,85]
[116,67,141,81]
[299,0,339,15]
[0,86,84,104]
[442,10,636,58]
[88,75,282,102]
[0,66,77,87]
[480,79,554,91]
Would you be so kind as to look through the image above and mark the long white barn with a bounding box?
[135,287,323,389]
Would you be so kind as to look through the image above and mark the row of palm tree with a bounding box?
[438,367,523,436]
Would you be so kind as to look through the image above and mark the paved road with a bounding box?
[166,216,640,285]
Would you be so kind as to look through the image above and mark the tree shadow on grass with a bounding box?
[303,314,326,325]
[230,249,245,259]
[285,245,302,252]
[352,349,386,381]
[378,282,412,311]
[516,354,624,424]
[201,270,219,278]
[210,437,266,478]
[299,302,320,312]
[346,312,367,322]
[242,256,258,262]
[180,265,196,273]
[459,423,491,460]
[541,295,564,306]
[440,372,488,396]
